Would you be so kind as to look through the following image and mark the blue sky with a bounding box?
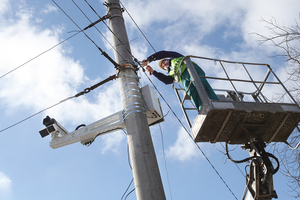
[0,0,300,199]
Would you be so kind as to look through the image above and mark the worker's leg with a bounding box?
[181,70,202,110]
[181,64,218,110]
[193,63,218,100]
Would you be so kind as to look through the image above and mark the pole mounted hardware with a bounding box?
[39,85,164,149]
[75,75,117,98]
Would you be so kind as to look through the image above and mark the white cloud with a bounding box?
[40,4,58,14]
[0,0,9,14]
[0,1,123,153]
[122,0,300,60]
[0,172,12,195]
[241,0,300,52]
[100,131,126,154]
[166,127,199,161]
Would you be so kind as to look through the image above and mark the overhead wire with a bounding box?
[124,188,135,200]
[52,0,120,69]
[0,97,74,133]
[55,1,239,198]
[85,0,152,66]
[141,70,239,200]
[119,1,156,53]
[159,124,173,200]
[52,4,135,200]
[3,2,239,199]
[71,0,126,62]
[0,1,118,133]
[220,142,246,177]
[0,74,117,133]
[84,0,102,19]
[0,31,80,80]
[117,2,239,199]
[85,0,133,61]
[120,129,136,200]
[121,178,134,200]
[213,142,246,177]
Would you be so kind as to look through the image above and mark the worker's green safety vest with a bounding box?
[168,57,186,82]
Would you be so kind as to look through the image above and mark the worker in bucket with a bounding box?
[142,50,218,110]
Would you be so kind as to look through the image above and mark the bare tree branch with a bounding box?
[254,14,300,197]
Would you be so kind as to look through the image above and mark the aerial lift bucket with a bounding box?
[173,56,300,200]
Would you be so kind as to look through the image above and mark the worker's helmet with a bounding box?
[158,59,168,71]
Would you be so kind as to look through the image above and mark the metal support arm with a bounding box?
[243,139,279,200]
[39,111,126,149]
[226,139,279,200]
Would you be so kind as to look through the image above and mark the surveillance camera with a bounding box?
[39,116,68,138]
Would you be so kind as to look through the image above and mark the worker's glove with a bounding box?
[146,65,153,75]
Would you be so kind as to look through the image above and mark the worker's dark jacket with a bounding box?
[146,51,184,84]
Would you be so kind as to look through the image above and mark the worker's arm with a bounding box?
[143,50,184,64]
[153,71,174,85]
[146,65,173,84]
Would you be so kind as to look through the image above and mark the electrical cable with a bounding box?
[0,74,116,133]
[142,70,239,200]
[75,124,86,130]
[52,0,120,69]
[225,142,259,164]
[121,129,133,170]
[220,143,246,177]
[119,1,156,53]
[0,97,74,133]
[266,152,280,174]
[98,1,134,61]
[121,178,134,200]
[84,0,102,18]
[159,124,173,200]
[85,0,155,75]
[120,129,136,200]
[124,188,135,200]
[86,0,146,66]
[51,2,237,198]
[71,0,125,62]
[0,31,80,80]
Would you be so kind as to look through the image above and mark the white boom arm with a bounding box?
[51,111,125,149]
[39,85,164,149]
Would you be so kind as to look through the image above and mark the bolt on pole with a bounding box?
[105,0,166,199]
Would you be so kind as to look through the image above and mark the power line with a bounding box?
[84,0,147,65]
[84,0,102,18]
[220,142,246,177]
[0,74,117,133]
[84,0,156,73]
[52,0,120,69]
[124,188,135,200]
[120,1,156,53]
[121,178,134,200]
[71,0,126,62]
[159,124,173,200]
[100,2,134,60]
[0,31,80,80]
[0,97,74,133]
[141,69,239,200]
[47,2,237,198]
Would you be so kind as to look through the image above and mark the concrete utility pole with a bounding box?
[106,1,166,199]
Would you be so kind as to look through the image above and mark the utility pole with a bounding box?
[106,0,166,199]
